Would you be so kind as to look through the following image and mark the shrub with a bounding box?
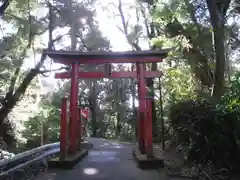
[169,72,240,169]
[0,117,16,150]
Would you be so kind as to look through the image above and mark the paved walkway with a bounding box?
[35,138,168,180]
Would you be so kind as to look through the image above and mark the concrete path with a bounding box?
[35,138,168,180]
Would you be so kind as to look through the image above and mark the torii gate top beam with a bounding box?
[43,49,169,65]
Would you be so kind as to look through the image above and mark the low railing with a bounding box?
[0,142,60,179]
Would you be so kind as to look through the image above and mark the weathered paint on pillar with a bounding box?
[60,97,67,159]
[69,63,79,154]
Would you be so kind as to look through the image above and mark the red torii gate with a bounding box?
[44,50,168,161]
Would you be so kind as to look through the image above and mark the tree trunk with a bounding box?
[69,0,76,50]
[206,0,227,101]
[89,81,97,137]
[131,64,137,138]
[115,112,121,138]
[98,112,105,138]
[0,54,46,124]
[158,77,165,150]
[0,2,53,124]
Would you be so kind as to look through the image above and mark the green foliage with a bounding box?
[169,72,240,169]
[163,66,197,104]
[0,0,51,147]
[0,0,113,148]
[151,0,240,89]
[2,0,239,157]
[218,72,240,110]
[22,104,60,149]
[21,82,71,148]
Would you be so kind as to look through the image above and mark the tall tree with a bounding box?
[0,0,54,146]
[151,0,239,98]
[206,0,231,100]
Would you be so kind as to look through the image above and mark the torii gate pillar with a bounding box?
[69,63,80,154]
[137,63,147,153]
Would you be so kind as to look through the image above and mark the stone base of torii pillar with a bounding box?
[132,145,164,169]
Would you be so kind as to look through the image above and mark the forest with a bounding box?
[0,0,239,179]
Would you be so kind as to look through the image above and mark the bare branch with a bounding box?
[139,3,151,38]
[76,32,92,51]
[52,34,69,43]
[48,2,54,49]
[27,0,32,48]
[117,0,141,51]
[38,66,68,74]
[6,0,35,99]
